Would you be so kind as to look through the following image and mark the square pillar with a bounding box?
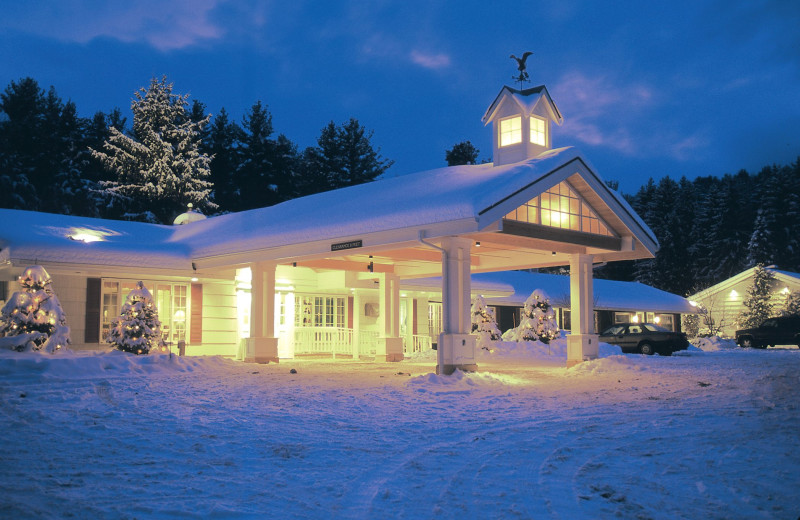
[567,254,598,367]
[437,237,477,375]
[352,290,361,360]
[376,273,403,362]
[245,261,279,363]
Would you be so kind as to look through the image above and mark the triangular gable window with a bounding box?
[504,181,614,236]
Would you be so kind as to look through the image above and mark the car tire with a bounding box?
[639,342,655,355]
[739,337,753,348]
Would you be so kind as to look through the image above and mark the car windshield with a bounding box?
[601,325,625,335]
[643,323,669,332]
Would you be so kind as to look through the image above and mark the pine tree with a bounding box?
[107,281,165,355]
[781,290,800,317]
[737,264,776,329]
[299,119,393,195]
[471,295,501,349]
[92,76,217,223]
[235,101,299,210]
[502,289,559,344]
[205,107,243,213]
[446,140,480,166]
[0,266,70,353]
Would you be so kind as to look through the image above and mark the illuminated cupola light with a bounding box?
[482,85,563,167]
[173,203,207,225]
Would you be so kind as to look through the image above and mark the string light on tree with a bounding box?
[0,265,71,353]
[107,281,166,355]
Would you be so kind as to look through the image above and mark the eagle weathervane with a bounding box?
[510,51,533,87]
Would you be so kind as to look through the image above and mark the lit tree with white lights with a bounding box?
[107,281,165,355]
[0,265,70,353]
[503,289,559,344]
[471,295,501,349]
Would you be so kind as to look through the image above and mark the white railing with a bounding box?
[293,327,381,358]
[404,334,432,354]
[294,327,352,358]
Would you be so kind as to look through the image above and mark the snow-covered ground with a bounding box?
[1,341,798,519]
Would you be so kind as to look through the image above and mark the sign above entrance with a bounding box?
[331,239,363,252]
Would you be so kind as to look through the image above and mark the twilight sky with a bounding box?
[1,0,798,192]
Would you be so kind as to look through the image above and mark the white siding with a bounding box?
[190,280,238,357]
[49,275,90,350]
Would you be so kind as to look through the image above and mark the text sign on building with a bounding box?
[331,239,363,252]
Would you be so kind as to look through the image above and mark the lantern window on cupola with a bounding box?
[499,116,522,147]
[530,116,546,146]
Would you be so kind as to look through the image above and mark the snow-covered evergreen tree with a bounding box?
[107,281,165,355]
[781,290,800,317]
[91,76,217,223]
[737,264,776,329]
[0,265,70,353]
[471,295,501,349]
[746,210,774,267]
[502,289,559,344]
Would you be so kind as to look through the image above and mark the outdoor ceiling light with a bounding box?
[67,228,110,243]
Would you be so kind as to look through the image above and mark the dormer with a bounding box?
[482,85,563,167]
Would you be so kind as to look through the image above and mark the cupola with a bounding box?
[173,203,207,225]
[482,85,563,167]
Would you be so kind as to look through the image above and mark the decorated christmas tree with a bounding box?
[502,289,559,344]
[737,264,775,329]
[471,295,502,349]
[107,281,166,355]
[0,265,71,353]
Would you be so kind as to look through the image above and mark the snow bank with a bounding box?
[691,336,739,352]
[407,368,529,392]
[478,337,622,360]
[0,349,234,380]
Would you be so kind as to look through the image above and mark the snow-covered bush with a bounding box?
[471,295,501,350]
[502,289,559,344]
[682,313,700,338]
[0,265,70,353]
[107,281,165,355]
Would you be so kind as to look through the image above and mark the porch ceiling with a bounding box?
[288,223,630,279]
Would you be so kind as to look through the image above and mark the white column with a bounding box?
[246,261,279,363]
[376,273,403,362]
[437,237,477,375]
[352,290,361,360]
[567,254,599,367]
[403,297,414,355]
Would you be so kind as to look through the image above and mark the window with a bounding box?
[428,302,443,339]
[530,116,546,146]
[296,295,346,328]
[504,181,614,237]
[499,116,522,147]
[100,279,188,344]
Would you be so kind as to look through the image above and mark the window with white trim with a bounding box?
[295,295,346,328]
[101,279,188,344]
[530,116,546,146]
[499,116,522,147]
[504,180,614,236]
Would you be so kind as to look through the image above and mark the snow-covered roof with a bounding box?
[0,147,657,272]
[482,85,564,126]
[471,271,696,314]
[0,209,191,270]
[688,266,800,300]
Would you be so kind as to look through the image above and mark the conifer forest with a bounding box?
[1,77,798,297]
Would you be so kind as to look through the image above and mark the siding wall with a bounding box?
[49,275,90,349]
[190,279,238,357]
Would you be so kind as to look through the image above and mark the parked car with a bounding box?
[735,315,800,349]
[599,322,689,355]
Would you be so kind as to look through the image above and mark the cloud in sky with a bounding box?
[409,50,451,70]
[3,0,224,51]
[552,71,709,161]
